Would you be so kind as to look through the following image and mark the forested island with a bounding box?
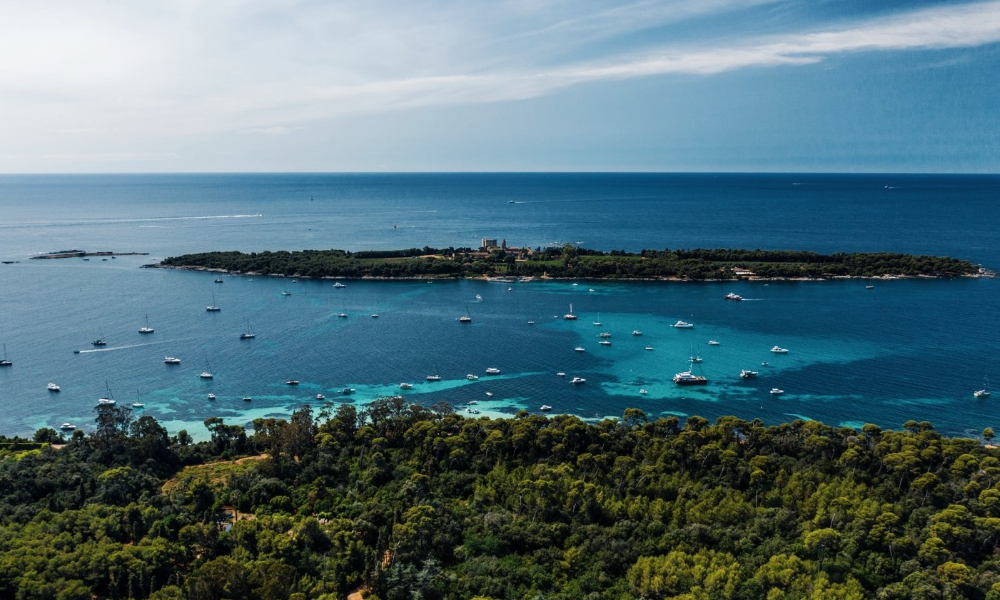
[154,246,982,280]
[2,401,1000,599]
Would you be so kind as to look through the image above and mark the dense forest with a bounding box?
[2,400,1000,599]
[154,246,981,280]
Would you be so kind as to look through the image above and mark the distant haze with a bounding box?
[1,0,999,173]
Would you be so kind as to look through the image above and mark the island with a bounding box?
[30,249,150,259]
[151,244,984,280]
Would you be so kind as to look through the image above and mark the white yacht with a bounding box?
[599,332,611,338]
[708,340,720,345]
[485,368,501,375]
[242,396,252,402]
[337,312,348,318]
[556,372,566,377]
[60,423,76,431]
[333,282,347,288]
[341,387,356,395]
[164,356,181,364]
[639,389,648,395]
[725,292,743,301]
[672,320,694,328]
[599,340,611,346]
[539,405,552,411]
[673,371,708,385]
[466,374,479,380]
[286,380,299,385]
[399,382,414,390]
[770,388,784,395]
[632,330,642,336]
[459,315,472,323]
[47,383,61,392]
[570,377,586,384]
[770,346,789,354]
[644,345,653,351]
[280,291,292,296]
[207,393,216,400]
[740,370,759,379]
[371,314,379,318]
[575,347,585,352]
[316,393,325,400]
[426,374,442,381]
[974,377,991,399]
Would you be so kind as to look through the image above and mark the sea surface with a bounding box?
[0,173,997,439]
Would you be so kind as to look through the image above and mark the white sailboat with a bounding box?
[564,303,577,320]
[139,314,154,334]
[97,380,116,406]
[200,359,214,379]
[0,343,10,367]
[206,292,221,312]
[240,318,256,339]
[974,376,991,399]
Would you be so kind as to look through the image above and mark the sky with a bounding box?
[1,0,998,173]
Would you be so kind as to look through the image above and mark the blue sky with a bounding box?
[1,0,998,173]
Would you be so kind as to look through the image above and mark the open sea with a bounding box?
[0,173,997,439]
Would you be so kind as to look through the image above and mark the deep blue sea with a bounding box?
[0,173,997,439]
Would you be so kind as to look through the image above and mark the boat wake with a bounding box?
[74,339,188,353]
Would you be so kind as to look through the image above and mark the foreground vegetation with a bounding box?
[156,246,980,280]
[2,402,1000,599]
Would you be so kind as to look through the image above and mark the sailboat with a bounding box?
[974,376,991,399]
[0,343,10,367]
[97,380,116,406]
[200,359,214,379]
[138,314,154,334]
[459,303,472,323]
[132,390,145,408]
[206,292,221,312]
[593,312,602,326]
[240,318,256,339]
[564,303,577,320]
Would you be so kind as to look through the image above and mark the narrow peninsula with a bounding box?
[153,244,984,280]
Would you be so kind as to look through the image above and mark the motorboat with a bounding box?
[47,383,61,392]
[639,389,648,395]
[371,314,379,318]
[466,374,479,380]
[316,393,325,400]
[761,361,769,366]
[285,380,299,385]
[399,382,414,389]
[599,332,611,338]
[426,374,442,381]
[740,370,758,379]
[485,367,501,375]
[92,336,107,346]
[459,315,472,323]
[467,400,478,405]
[527,321,535,325]
[207,393,216,400]
[214,279,224,283]
[97,398,116,406]
[556,372,566,377]
[60,423,76,431]
[341,388,355,395]
[770,388,784,395]
[645,345,653,351]
[333,282,347,288]
[539,405,552,411]
[485,392,493,397]
[337,312,348,318]
[280,291,292,296]
[242,396,252,402]
[708,340,720,345]
[164,356,181,364]
[673,371,708,385]
[673,320,694,328]
[570,377,586,384]
[599,340,611,346]
[632,330,642,336]
[575,347,585,352]
[770,346,789,354]
[725,292,743,301]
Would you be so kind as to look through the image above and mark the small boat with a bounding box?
[740,370,758,379]
[466,407,480,414]
[399,382,414,390]
[466,374,479,380]
[200,359,214,379]
[60,423,76,431]
[564,304,577,320]
[139,315,154,334]
[485,367,501,375]
[485,392,493,397]
[725,292,743,301]
[599,332,611,338]
[632,330,642,336]
[280,291,292,296]
[459,315,472,323]
[865,285,874,289]
[672,320,694,329]
[286,380,299,385]
[240,319,256,339]
[761,361,769,366]
[316,393,325,400]
[639,389,648,395]
[371,314,379,318]
[47,382,61,392]
[527,321,535,325]
[132,402,145,408]
[570,377,586,384]
[974,376,991,399]
[770,346,789,354]
[207,393,216,400]
[426,374,442,381]
[332,282,347,288]
[539,405,552,411]
[708,340,720,345]
[689,355,702,363]
[341,387,355,395]
[242,396,252,402]
[291,279,298,283]
[644,345,653,351]
[770,388,784,395]
[0,343,10,366]
[206,292,221,312]
[599,340,611,346]
[164,356,181,364]
[83,258,89,261]
[92,330,107,346]
[556,372,566,377]
[588,288,595,292]
[673,371,708,385]
[476,294,482,301]
[214,278,224,283]
[467,400,478,405]
[593,313,602,326]
[575,347,585,352]
[337,312,348,318]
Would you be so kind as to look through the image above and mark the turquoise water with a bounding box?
[0,173,997,438]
